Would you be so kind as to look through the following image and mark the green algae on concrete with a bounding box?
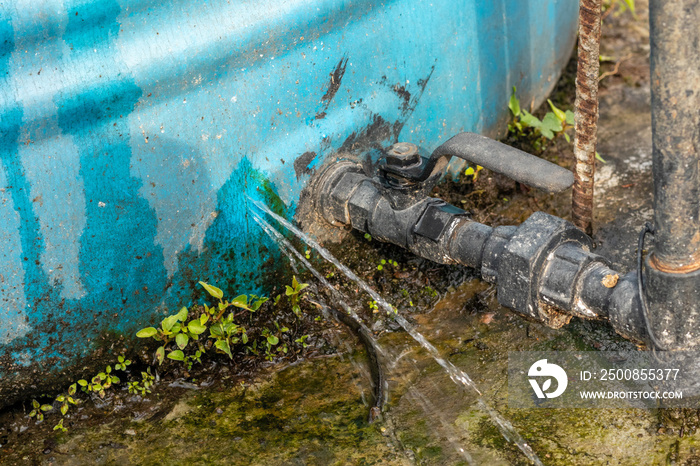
[51,356,407,465]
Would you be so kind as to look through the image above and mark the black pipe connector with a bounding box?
[313,147,647,343]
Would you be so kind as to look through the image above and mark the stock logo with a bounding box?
[528,359,568,399]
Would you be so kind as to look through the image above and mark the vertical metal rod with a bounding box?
[572,0,603,236]
[648,0,700,272]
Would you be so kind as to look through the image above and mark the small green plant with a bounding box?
[603,0,635,17]
[55,383,79,416]
[261,322,289,361]
[137,282,268,363]
[464,165,483,180]
[28,399,53,422]
[368,300,378,313]
[137,280,310,368]
[364,233,372,242]
[26,279,314,433]
[114,355,131,371]
[377,259,398,271]
[285,275,309,317]
[53,419,67,433]
[77,364,122,399]
[209,312,244,359]
[508,86,574,143]
[508,87,605,162]
[136,306,202,365]
[128,368,155,396]
[295,335,310,348]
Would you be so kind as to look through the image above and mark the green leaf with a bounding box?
[622,0,635,14]
[565,110,575,126]
[242,332,248,344]
[292,275,299,290]
[40,404,53,412]
[188,320,207,335]
[547,99,567,122]
[508,86,521,116]
[199,281,223,299]
[61,404,68,416]
[77,379,88,387]
[136,327,158,338]
[267,335,279,345]
[156,346,165,365]
[210,325,223,338]
[215,340,233,359]
[176,333,189,350]
[595,151,607,163]
[231,295,248,308]
[111,375,120,384]
[176,306,188,322]
[168,350,185,361]
[162,315,179,332]
[56,395,65,403]
[564,132,571,143]
[32,399,40,409]
[285,285,295,296]
[251,297,268,311]
[540,112,563,140]
[520,110,542,129]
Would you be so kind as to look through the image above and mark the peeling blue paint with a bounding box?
[0,0,578,405]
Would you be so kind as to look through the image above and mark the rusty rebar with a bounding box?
[572,0,603,236]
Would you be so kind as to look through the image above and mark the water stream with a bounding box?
[249,198,543,465]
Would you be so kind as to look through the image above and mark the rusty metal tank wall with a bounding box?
[0,0,578,405]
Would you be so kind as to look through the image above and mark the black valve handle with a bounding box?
[380,132,575,194]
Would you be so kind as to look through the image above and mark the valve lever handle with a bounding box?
[381,132,575,194]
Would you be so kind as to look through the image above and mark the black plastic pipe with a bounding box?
[641,0,700,350]
[308,3,700,349]
[649,0,700,272]
[312,160,648,343]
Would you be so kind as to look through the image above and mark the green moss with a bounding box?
[51,356,403,465]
